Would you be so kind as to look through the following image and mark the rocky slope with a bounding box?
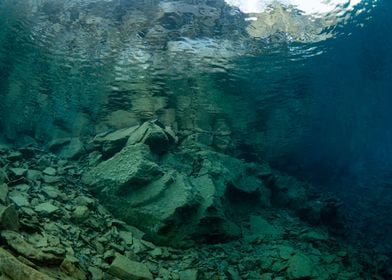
[0,121,391,279]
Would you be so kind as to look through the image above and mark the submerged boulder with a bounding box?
[126,121,177,154]
[108,254,153,280]
[286,253,314,280]
[93,126,139,158]
[82,142,197,244]
[82,144,162,195]
[83,127,269,245]
[92,121,178,158]
[47,137,84,159]
[0,247,56,280]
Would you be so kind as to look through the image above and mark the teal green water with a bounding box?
[0,0,390,257]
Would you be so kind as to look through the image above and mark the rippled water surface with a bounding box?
[0,0,377,138]
[0,0,376,97]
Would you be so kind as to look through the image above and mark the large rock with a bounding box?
[34,202,60,216]
[286,253,314,280]
[86,166,201,244]
[0,248,55,280]
[108,254,153,280]
[1,230,65,264]
[82,144,197,243]
[9,168,28,179]
[126,121,177,154]
[82,144,162,195]
[94,126,139,157]
[92,121,177,158]
[82,138,271,245]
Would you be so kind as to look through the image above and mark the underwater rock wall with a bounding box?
[81,121,343,246]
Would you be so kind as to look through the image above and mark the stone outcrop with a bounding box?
[92,126,139,158]
[82,143,162,195]
[126,121,177,154]
[92,121,178,159]
[0,248,55,280]
[1,230,65,264]
[82,122,271,245]
[108,254,153,280]
[82,122,346,247]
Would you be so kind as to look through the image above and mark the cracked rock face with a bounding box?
[82,122,348,247]
[81,122,289,246]
[82,122,265,245]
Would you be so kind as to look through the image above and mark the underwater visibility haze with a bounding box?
[0,0,392,279]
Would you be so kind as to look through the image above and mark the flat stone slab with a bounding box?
[41,186,62,199]
[34,202,59,215]
[43,175,61,184]
[179,269,198,280]
[43,167,57,176]
[9,192,30,207]
[82,143,162,195]
[1,230,65,264]
[10,167,28,177]
[108,254,153,280]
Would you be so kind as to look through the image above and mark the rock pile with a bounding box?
[82,121,343,247]
[0,126,390,279]
[0,144,156,280]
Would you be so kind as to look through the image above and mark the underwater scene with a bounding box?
[0,0,391,279]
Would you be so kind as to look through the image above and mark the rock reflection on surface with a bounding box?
[0,0,375,143]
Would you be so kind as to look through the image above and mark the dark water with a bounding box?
[276,0,392,254]
[0,0,390,255]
